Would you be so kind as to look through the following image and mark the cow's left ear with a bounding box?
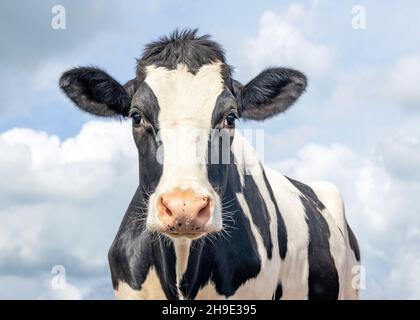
[234,68,307,121]
[59,67,133,117]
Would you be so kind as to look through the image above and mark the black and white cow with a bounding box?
[59,29,360,300]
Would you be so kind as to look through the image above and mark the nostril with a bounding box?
[197,198,211,221]
[160,196,173,217]
[198,207,207,218]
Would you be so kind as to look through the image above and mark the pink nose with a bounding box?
[156,188,212,235]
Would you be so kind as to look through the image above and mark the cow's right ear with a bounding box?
[232,68,307,121]
[59,67,133,117]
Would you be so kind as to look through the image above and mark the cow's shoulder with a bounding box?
[308,181,346,230]
[310,181,360,265]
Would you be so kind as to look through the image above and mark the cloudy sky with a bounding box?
[1,0,419,299]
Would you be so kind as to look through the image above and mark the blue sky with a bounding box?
[1,0,420,299]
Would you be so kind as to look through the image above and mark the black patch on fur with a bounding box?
[347,222,360,261]
[131,82,161,130]
[238,68,307,121]
[242,173,273,259]
[207,130,232,199]
[262,169,288,260]
[287,177,339,300]
[210,89,238,128]
[129,82,163,192]
[207,90,237,199]
[59,67,131,117]
[123,79,137,97]
[274,283,283,300]
[224,155,273,260]
[287,177,325,210]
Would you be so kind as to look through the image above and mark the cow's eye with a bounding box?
[225,112,237,128]
[131,112,143,126]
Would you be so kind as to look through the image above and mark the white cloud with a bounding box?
[384,55,420,110]
[327,68,377,113]
[330,54,420,116]
[0,120,137,298]
[0,121,136,201]
[375,129,420,181]
[243,3,334,78]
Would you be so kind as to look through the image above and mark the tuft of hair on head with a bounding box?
[137,28,227,75]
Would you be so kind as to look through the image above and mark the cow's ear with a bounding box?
[59,67,133,117]
[235,68,307,121]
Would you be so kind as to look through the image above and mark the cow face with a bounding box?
[59,31,307,240]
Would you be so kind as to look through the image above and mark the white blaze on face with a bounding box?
[144,62,225,232]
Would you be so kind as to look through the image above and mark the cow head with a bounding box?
[59,30,307,240]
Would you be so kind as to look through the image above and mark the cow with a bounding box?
[59,29,360,300]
